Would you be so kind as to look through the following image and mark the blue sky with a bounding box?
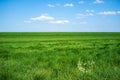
[0,0,120,32]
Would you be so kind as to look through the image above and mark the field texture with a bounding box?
[0,32,120,80]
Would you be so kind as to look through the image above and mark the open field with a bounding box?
[0,32,120,80]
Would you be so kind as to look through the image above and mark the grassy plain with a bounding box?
[0,32,120,80]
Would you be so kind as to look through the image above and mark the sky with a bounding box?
[0,0,120,32]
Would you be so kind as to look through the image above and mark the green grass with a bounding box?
[0,32,120,80]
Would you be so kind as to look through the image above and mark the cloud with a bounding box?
[24,14,69,24]
[47,4,55,8]
[117,11,120,14]
[64,3,74,7]
[98,11,119,15]
[30,14,54,21]
[77,13,93,18]
[93,0,104,4]
[86,10,94,13]
[78,1,84,4]
[49,20,69,24]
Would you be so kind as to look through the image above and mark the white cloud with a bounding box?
[88,13,93,16]
[24,14,69,24]
[30,14,54,21]
[47,4,55,8]
[117,11,120,14]
[98,11,117,15]
[77,13,93,18]
[64,3,74,7]
[93,0,104,4]
[78,1,84,4]
[86,10,94,13]
[49,20,69,24]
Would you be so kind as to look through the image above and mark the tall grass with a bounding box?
[0,32,120,80]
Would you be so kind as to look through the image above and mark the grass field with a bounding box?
[0,32,120,80]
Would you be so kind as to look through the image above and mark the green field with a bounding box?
[0,32,120,80]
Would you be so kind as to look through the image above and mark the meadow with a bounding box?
[0,32,120,80]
